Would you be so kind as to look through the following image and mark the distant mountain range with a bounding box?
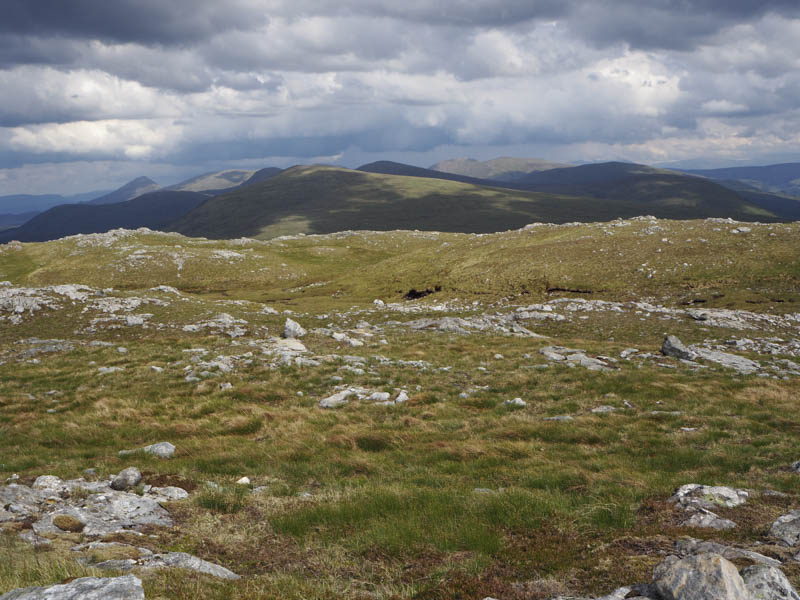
[1,158,798,244]
[682,162,800,197]
[0,191,208,243]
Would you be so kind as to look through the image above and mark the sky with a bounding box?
[1,0,800,195]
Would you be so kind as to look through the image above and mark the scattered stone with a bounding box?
[543,415,573,422]
[150,365,163,373]
[591,405,617,414]
[319,389,354,408]
[235,477,250,486]
[653,553,749,600]
[111,467,142,491]
[662,335,697,361]
[119,441,175,459]
[97,366,124,375]
[0,575,145,600]
[395,390,409,403]
[283,318,306,339]
[368,392,391,402]
[504,397,527,407]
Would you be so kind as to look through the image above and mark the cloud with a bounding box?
[1,1,800,194]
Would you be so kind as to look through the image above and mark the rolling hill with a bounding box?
[84,176,160,205]
[168,165,781,241]
[683,162,800,196]
[0,191,207,243]
[430,156,569,180]
[167,169,255,193]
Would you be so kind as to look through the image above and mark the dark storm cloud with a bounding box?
[570,0,800,50]
[0,0,267,45]
[2,0,800,195]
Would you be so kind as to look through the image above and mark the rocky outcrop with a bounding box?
[119,441,175,459]
[0,575,144,600]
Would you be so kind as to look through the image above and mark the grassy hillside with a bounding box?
[171,165,781,241]
[430,156,570,180]
[168,170,255,193]
[0,191,207,243]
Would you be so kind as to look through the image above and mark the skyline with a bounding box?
[1,0,800,194]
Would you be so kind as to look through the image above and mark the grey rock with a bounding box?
[91,551,240,580]
[110,467,142,491]
[682,510,738,530]
[662,335,697,361]
[792,461,800,473]
[0,575,144,600]
[119,441,175,459]
[283,318,306,339]
[670,484,749,510]
[653,553,749,600]
[693,348,761,375]
[770,510,800,546]
[676,538,782,568]
[543,415,574,422]
[504,397,527,407]
[147,486,189,503]
[319,389,353,408]
[741,565,800,600]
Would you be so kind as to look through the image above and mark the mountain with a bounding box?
[168,170,255,194]
[85,177,160,205]
[0,211,38,231]
[168,165,781,241]
[508,161,779,219]
[0,190,110,214]
[358,160,494,185]
[430,157,570,181]
[681,162,800,197]
[0,190,207,243]
[711,180,800,221]
[242,167,282,186]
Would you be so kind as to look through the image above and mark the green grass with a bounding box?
[0,219,799,598]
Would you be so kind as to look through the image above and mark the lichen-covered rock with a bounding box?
[741,565,800,600]
[653,553,749,600]
[0,575,144,600]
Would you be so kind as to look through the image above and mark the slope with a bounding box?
[168,170,255,193]
[0,191,207,243]
[683,162,800,196]
[430,156,569,180]
[85,176,160,205]
[169,165,780,241]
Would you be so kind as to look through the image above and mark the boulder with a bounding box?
[770,510,800,546]
[319,389,353,408]
[91,551,240,580]
[0,575,144,600]
[741,565,800,600]
[662,335,697,361]
[653,553,749,600]
[283,318,306,339]
[119,441,175,459]
[110,467,142,491]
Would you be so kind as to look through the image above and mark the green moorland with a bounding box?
[170,165,779,241]
[0,217,799,599]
